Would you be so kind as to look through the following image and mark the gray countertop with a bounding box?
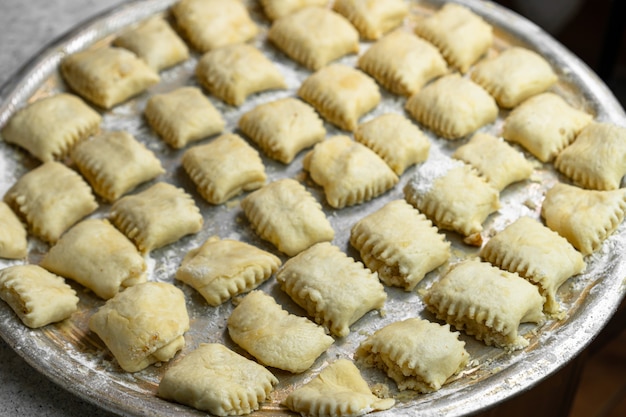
[0,3,125,416]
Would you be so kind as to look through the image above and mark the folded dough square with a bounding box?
[303,135,398,209]
[0,202,27,259]
[405,73,498,140]
[403,158,500,245]
[172,0,258,52]
[158,343,278,416]
[1,93,101,162]
[413,3,493,73]
[88,282,189,372]
[268,6,359,70]
[109,182,203,253]
[333,0,409,40]
[480,216,586,315]
[227,290,334,373]
[357,29,448,97]
[554,122,626,190]
[176,236,281,306]
[238,97,326,164]
[284,359,395,416]
[60,46,159,109]
[452,132,533,191]
[41,219,147,300]
[3,161,98,243]
[355,318,469,392]
[423,260,545,350]
[113,16,189,71]
[0,265,78,329]
[354,113,431,175]
[196,43,286,106]
[502,92,592,163]
[181,133,266,205]
[276,242,387,337]
[241,178,335,256]
[71,130,164,202]
[350,199,450,291]
[298,64,381,131]
[470,46,558,108]
[541,183,626,255]
[260,0,328,21]
[144,86,225,149]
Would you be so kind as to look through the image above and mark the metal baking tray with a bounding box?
[1,1,625,416]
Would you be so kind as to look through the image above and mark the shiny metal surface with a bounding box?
[0,1,625,416]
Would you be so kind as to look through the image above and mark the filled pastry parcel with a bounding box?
[89,281,189,372]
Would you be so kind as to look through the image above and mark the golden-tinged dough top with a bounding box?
[541,183,626,255]
[0,201,27,259]
[88,281,190,372]
[424,260,545,349]
[0,264,79,329]
[284,359,395,416]
[414,3,493,73]
[355,318,469,392]
[172,0,258,52]
[227,290,334,373]
[1,93,101,162]
[158,343,278,416]
[240,178,335,256]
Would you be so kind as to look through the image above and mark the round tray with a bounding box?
[1,1,625,416]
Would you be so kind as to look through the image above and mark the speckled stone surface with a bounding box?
[0,3,125,416]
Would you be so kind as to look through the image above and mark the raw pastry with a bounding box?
[357,29,448,96]
[40,219,147,300]
[403,158,500,245]
[71,130,164,201]
[298,64,381,131]
[260,0,328,21]
[541,183,626,255]
[238,97,326,164]
[0,265,78,329]
[452,132,534,191]
[196,43,286,106]
[502,92,593,162]
[423,260,545,350]
[355,318,469,392]
[554,122,626,190]
[144,86,225,149]
[275,242,387,337]
[3,161,98,243]
[176,236,281,306]
[113,16,189,71]
[60,46,159,109]
[240,178,335,256]
[109,182,203,253]
[89,281,189,372]
[227,290,335,373]
[350,199,450,291]
[354,113,430,175]
[405,74,498,140]
[171,0,258,52]
[480,216,586,314]
[1,93,101,162]
[413,3,493,73]
[268,6,359,70]
[181,133,266,205]
[0,202,27,259]
[470,46,558,108]
[302,135,398,209]
[284,359,395,416]
[333,0,409,40]
[158,343,278,416]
